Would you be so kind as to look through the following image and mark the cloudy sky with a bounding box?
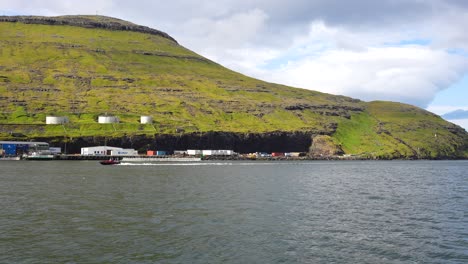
[1,0,468,128]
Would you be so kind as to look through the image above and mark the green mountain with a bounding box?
[0,15,467,158]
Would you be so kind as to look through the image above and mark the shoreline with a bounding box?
[7,154,466,161]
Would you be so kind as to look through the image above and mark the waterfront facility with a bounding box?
[81,146,138,156]
[0,141,50,156]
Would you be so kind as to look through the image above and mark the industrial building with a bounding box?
[81,146,138,156]
[0,141,50,156]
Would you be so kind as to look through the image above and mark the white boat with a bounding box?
[23,152,55,160]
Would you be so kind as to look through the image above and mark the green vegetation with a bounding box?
[0,16,467,158]
[334,111,415,158]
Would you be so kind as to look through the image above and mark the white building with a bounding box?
[202,150,235,156]
[46,116,69,124]
[81,146,137,156]
[187,149,202,156]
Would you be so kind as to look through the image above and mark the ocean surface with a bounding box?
[1,160,467,263]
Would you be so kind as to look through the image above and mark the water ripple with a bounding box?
[0,160,467,263]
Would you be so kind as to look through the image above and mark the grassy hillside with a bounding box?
[334,102,467,158]
[0,15,467,158]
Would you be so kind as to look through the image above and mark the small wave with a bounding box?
[119,162,241,166]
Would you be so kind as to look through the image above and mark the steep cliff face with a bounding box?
[0,15,467,158]
[41,131,313,154]
[309,135,344,157]
[0,15,177,42]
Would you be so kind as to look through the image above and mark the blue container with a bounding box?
[156,150,166,156]
[16,144,29,152]
[2,144,17,155]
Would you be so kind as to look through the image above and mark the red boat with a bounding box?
[99,158,121,165]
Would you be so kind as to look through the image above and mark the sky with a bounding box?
[1,0,468,129]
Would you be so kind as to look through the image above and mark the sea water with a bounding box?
[1,160,467,263]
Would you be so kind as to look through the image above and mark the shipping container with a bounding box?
[15,144,29,155]
[2,144,17,155]
[156,150,166,156]
[271,152,285,157]
[147,150,156,156]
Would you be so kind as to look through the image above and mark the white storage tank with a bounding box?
[140,116,153,124]
[98,115,119,124]
[46,116,69,124]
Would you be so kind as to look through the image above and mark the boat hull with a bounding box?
[99,160,120,165]
[0,156,21,161]
[23,155,55,160]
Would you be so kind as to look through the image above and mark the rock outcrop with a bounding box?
[309,135,344,157]
[0,15,177,43]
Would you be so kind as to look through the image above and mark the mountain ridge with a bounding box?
[0,15,178,43]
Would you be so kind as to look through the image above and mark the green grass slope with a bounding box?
[0,15,467,158]
[334,102,468,158]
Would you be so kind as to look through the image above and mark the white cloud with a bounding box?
[176,9,268,56]
[184,9,267,47]
[171,8,274,74]
[0,0,115,16]
[422,3,468,51]
[231,21,468,107]
[265,45,466,107]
